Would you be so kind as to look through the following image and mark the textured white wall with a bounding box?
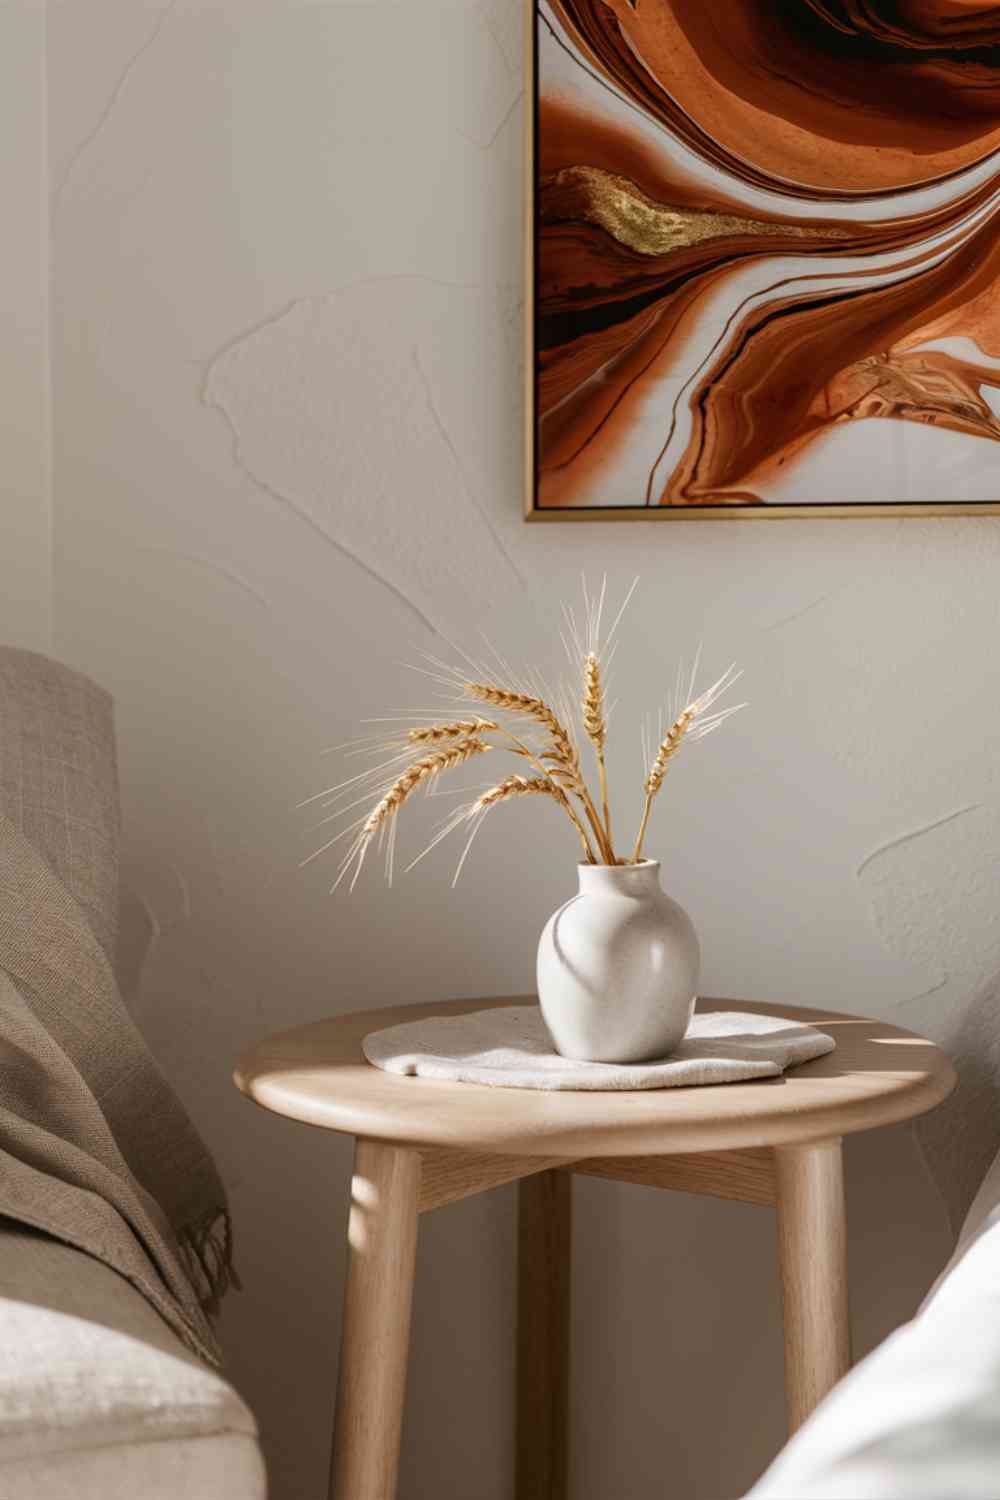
[1,0,51,652]
[38,1,1000,1496]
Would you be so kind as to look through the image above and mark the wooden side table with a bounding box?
[234,997,955,1500]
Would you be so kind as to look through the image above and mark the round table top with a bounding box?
[233,997,956,1158]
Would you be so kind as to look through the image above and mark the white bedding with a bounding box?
[748,1148,1000,1499]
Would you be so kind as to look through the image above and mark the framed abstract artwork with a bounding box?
[526,2,1000,519]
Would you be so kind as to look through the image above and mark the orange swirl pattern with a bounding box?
[535,0,1000,507]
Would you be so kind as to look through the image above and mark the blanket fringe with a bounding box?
[178,1209,241,1317]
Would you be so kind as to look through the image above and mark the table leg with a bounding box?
[329,1139,421,1500]
[516,1170,572,1500]
[775,1139,851,1434]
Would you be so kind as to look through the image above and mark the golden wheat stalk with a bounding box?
[406,718,497,744]
[645,711,692,796]
[336,738,491,890]
[462,681,613,861]
[630,665,743,863]
[582,651,614,858]
[470,771,592,863]
[629,711,692,864]
[451,775,569,883]
[462,684,580,784]
[406,771,586,882]
[362,740,491,838]
[473,774,558,811]
[581,654,605,750]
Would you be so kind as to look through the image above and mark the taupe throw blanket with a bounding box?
[0,811,231,1366]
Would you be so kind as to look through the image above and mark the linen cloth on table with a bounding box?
[363,1004,835,1090]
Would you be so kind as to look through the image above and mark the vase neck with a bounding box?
[577,860,661,898]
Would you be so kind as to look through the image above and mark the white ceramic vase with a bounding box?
[536,860,699,1063]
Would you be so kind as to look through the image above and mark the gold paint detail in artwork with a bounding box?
[539,166,852,256]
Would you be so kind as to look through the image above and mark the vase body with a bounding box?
[536,860,699,1063]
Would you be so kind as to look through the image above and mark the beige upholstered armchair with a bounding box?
[0,647,265,1499]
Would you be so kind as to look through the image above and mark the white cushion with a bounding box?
[0,1226,266,1499]
[2,1434,263,1500]
[748,1149,1000,1499]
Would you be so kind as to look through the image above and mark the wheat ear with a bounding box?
[463,682,612,861]
[476,774,599,858]
[462,685,581,786]
[581,655,605,751]
[406,718,497,744]
[630,664,744,863]
[451,774,570,883]
[645,711,692,797]
[472,774,559,811]
[336,737,491,889]
[405,771,579,879]
[630,711,691,863]
[582,651,614,859]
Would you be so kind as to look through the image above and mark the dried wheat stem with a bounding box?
[554,757,615,863]
[630,799,655,868]
[630,708,693,863]
[582,652,614,859]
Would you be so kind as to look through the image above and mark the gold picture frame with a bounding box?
[524,0,1000,522]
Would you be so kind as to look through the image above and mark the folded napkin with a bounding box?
[363,1005,835,1092]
